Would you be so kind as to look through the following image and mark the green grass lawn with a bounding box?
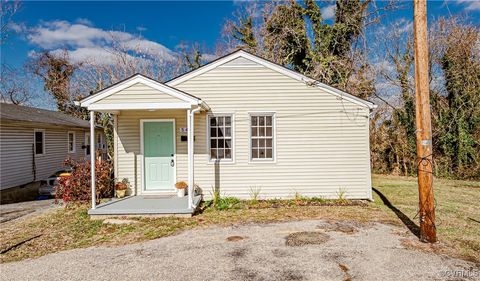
[1,174,478,263]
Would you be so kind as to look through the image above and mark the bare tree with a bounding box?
[0,0,20,45]
[0,64,32,104]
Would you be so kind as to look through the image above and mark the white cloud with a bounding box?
[25,20,175,66]
[322,4,336,20]
[8,22,26,33]
[456,0,480,11]
[76,18,93,26]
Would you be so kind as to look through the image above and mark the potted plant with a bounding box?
[115,178,129,198]
[175,181,188,197]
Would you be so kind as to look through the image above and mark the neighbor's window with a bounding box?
[34,130,45,155]
[68,131,76,153]
[208,115,233,161]
[96,132,102,149]
[250,114,275,161]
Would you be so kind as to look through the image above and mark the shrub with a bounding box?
[56,158,114,204]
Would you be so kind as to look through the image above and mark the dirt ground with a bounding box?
[1,220,478,281]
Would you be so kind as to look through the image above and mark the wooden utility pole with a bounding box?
[413,0,437,243]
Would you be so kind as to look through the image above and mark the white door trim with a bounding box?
[140,119,176,194]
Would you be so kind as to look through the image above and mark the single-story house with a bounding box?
[0,103,106,203]
[79,50,376,217]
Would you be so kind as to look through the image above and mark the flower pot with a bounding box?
[177,188,185,197]
[116,189,126,198]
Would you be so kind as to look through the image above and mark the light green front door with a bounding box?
[143,121,175,191]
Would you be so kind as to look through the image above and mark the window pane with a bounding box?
[266,139,272,148]
[225,139,231,148]
[210,127,217,137]
[210,117,217,126]
[259,139,266,148]
[225,149,231,159]
[266,127,272,137]
[252,126,258,137]
[210,149,217,159]
[252,139,258,148]
[218,117,224,126]
[266,116,272,126]
[259,116,265,126]
[259,148,266,158]
[251,116,258,126]
[225,127,231,137]
[217,149,224,159]
[35,132,43,154]
[252,149,258,159]
[218,127,224,138]
[225,117,231,126]
[211,139,217,149]
[218,139,224,148]
[266,148,273,158]
[259,127,265,137]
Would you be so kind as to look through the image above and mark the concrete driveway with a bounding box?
[0,199,59,224]
[1,220,478,281]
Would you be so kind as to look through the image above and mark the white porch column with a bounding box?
[90,111,96,209]
[187,109,193,209]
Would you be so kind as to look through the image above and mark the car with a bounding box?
[38,169,72,197]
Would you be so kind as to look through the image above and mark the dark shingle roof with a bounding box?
[0,103,90,128]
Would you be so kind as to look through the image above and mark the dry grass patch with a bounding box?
[1,175,478,264]
[285,231,330,247]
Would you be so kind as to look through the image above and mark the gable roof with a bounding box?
[79,73,204,107]
[166,50,376,109]
[0,103,90,128]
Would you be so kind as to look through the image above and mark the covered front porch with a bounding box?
[78,74,210,216]
[88,195,202,217]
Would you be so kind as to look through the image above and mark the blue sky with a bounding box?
[1,1,479,109]
[3,1,479,70]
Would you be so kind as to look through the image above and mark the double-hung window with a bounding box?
[68,131,76,153]
[34,129,45,155]
[250,113,275,161]
[208,115,233,161]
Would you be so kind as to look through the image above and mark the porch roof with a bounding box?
[88,195,202,217]
[77,73,210,112]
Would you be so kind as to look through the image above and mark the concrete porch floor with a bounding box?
[88,195,202,218]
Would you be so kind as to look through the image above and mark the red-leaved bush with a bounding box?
[55,158,114,204]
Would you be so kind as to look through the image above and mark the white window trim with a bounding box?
[206,113,235,164]
[248,112,277,163]
[33,129,46,156]
[68,131,76,153]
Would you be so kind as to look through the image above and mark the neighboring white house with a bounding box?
[79,50,376,216]
[0,103,106,203]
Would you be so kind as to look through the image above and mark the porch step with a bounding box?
[88,195,202,217]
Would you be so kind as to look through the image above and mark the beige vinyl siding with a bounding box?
[0,121,99,190]
[96,83,184,104]
[115,57,372,199]
[174,57,372,199]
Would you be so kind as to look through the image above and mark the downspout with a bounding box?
[188,105,202,209]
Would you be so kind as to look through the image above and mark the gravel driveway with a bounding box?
[1,220,478,281]
[0,199,59,224]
